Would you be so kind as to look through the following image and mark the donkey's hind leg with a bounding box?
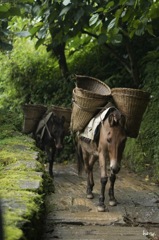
[85,155,96,199]
[86,170,94,199]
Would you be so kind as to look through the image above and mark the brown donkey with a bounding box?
[76,107,127,212]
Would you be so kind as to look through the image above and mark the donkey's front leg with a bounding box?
[98,150,108,212]
[109,173,118,206]
[98,176,108,212]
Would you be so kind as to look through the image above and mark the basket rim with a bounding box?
[73,88,109,101]
[22,104,47,109]
[75,74,111,94]
[111,87,150,94]
[111,88,150,101]
[75,87,111,98]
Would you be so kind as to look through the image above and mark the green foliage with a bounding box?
[124,137,147,173]
[124,51,159,182]
[0,132,45,240]
[0,37,73,107]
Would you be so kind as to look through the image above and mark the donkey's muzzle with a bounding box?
[110,161,120,174]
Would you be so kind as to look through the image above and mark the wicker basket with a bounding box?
[75,87,112,100]
[75,75,111,96]
[22,104,47,134]
[48,105,72,134]
[70,88,108,132]
[111,88,150,138]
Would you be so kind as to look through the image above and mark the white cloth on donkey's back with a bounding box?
[80,106,116,141]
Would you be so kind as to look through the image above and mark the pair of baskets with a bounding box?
[111,88,150,138]
[22,104,72,135]
[70,75,111,132]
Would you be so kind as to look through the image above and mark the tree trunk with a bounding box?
[53,43,69,79]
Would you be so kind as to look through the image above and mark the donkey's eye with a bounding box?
[107,138,111,143]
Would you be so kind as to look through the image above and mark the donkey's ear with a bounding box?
[108,113,114,127]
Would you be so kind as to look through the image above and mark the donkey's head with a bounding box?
[100,109,127,174]
[49,114,65,150]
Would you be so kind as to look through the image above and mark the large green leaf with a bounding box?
[89,13,99,26]
[59,6,71,16]
[107,18,116,32]
[0,4,10,13]
[29,22,44,36]
[63,0,71,6]
[38,27,47,39]
[149,2,159,19]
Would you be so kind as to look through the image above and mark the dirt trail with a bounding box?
[42,162,159,240]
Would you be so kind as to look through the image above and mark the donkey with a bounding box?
[76,106,127,212]
[34,111,65,177]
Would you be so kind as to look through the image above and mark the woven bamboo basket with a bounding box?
[75,75,111,96]
[70,88,108,132]
[48,105,72,134]
[75,87,112,100]
[22,104,47,134]
[111,88,150,138]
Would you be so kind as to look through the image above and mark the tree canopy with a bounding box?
[1,0,159,85]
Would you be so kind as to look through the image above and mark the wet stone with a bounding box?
[19,172,43,190]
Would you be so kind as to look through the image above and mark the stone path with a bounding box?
[42,162,159,240]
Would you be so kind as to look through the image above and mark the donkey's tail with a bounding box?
[72,132,84,175]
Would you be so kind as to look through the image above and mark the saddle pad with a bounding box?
[80,107,116,141]
[36,111,53,135]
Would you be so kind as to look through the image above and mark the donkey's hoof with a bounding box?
[87,193,94,199]
[109,200,117,206]
[97,205,107,212]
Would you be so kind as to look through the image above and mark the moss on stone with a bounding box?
[4,226,24,240]
[0,135,39,166]
[0,131,46,240]
[0,171,44,193]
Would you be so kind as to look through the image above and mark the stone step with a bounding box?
[43,224,148,240]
